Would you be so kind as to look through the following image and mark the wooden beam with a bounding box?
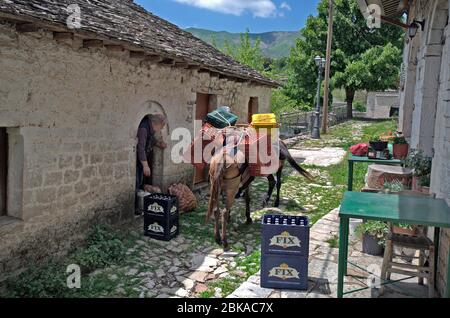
[380,15,409,29]
[53,32,74,41]
[129,51,146,59]
[83,39,103,48]
[145,55,163,63]
[160,58,175,66]
[105,44,124,52]
[16,23,40,33]
[175,62,189,68]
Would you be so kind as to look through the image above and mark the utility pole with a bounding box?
[322,0,334,134]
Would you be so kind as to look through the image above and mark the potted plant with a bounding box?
[392,136,409,160]
[369,134,388,151]
[355,221,389,256]
[405,149,432,193]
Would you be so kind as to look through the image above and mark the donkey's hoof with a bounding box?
[215,235,222,246]
[274,200,280,208]
[246,218,253,225]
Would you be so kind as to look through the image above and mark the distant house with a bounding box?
[359,0,450,297]
[0,0,277,281]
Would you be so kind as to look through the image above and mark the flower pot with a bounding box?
[362,233,384,256]
[392,225,416,236]
[393,143,409,160]
[369,141,388,151]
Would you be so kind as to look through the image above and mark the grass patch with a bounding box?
[2,225,131,298]
[326,235,339,248]
[203,250,262,298]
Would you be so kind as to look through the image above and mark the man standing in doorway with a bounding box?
[136,114,168,214]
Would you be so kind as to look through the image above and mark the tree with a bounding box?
[287,0,404,117]
[218,29,265,73]
[334,43,402,117]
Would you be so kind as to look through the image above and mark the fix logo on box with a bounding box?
[269,231,301,249]
[148,202,164,214]
[148,222,164,234]
[269,263,300,280]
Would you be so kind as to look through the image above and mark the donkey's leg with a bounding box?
[221,208,230,250]
[235,176,255,199]
[214,208,221,245]
[274,165,284,207]
[263,175,276,207]
[245,188,253,225]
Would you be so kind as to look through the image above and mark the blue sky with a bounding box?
[135,0,320,33]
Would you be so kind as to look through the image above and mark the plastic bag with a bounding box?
[350,143,369,156]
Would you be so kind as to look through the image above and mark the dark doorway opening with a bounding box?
[0,128,7,217]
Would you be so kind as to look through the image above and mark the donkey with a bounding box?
[206,140,313,249]
[235,140,313,208]
[206,150,247,250]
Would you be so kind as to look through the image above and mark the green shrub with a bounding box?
[3,225,126,298]
[353,101,367,112]
[355,221,389,246]
[71,225,126,272]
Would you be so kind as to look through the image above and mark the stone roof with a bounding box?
[0,0,278,87]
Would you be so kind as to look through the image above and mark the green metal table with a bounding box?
[347,155,403,191]
[338,191,450,298]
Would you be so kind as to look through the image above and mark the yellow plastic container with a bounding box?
[251,113,278,128]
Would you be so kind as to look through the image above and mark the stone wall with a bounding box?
[400,0,450,297]
[365,91,399,119]
[0,22,272,281]
[432,17,450,298]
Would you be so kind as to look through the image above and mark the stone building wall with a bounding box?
[366,91,399,119]
[432,17,450,298]
[0,22,272,281]
[399,0,450,296]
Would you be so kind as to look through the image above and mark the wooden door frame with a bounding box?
[0,128,7,216]
[248,97,259,123]
[194,93,216,186]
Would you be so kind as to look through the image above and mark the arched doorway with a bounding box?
[135,101,169,192]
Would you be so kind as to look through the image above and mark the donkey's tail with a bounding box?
[281,141,314,181]
[206,154,225,223]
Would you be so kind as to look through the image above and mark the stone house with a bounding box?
[360,0,450,296]
[365,91,400,119]
[0,0,277,281]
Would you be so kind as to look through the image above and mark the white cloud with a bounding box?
[173,0,277,18]
[280,2,291,11]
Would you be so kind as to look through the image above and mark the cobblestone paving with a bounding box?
[228,208,429,298]
[84,161,337,298]
[84,120,412,298]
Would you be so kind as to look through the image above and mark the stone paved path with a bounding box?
[228,208,429,298]
[289,147,347,167]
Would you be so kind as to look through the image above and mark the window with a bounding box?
[0,128,7,216]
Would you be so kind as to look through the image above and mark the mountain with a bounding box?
[186,28,300,59]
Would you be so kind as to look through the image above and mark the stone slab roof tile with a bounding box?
[0,0,278,87]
